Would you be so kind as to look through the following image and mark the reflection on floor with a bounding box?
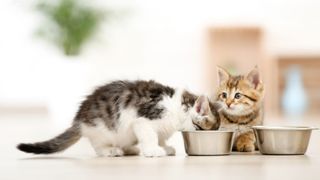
[1,112,320,180]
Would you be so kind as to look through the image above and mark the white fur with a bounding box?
[81,89,196,157]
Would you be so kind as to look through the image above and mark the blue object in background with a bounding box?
[281,66,308,116]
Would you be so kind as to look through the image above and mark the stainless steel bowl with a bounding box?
[182,130,235,156]
[252,126,318,155]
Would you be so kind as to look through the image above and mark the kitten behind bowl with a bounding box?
[17,80,220,157]
[215,66,265,152]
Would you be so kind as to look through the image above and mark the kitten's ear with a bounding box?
[194,95,210,116]
[247,67,260,88]
[217,66,230,85]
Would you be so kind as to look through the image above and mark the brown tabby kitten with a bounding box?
[215,67,264,152]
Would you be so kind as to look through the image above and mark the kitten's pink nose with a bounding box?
[226,100,233,108]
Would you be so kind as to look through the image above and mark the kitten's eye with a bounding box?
[221,92,227,99]
[234,93,241,99]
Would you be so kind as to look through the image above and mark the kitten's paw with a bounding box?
[99,147,124,157]
[142,146,166,157]
[236,141,255,152]
[163,146,176,156]
[235,132,256,152]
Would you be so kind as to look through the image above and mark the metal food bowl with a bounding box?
[252,126,318,155]
[181,130,235,156]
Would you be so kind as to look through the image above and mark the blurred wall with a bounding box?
[1,0,320,107]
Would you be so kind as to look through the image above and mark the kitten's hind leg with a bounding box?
[100,147,124,157]
[89,138,124,157]
[82,122,124,157]
[133,120,166,157]
[91,142,124,157]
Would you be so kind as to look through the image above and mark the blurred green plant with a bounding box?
[36,0,106,56]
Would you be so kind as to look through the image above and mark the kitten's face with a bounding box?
[191,96,220,130]
[216,67,264,115]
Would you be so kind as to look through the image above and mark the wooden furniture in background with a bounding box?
[206,26,320,115]
[206,27,264,90]
[206,26,273,113]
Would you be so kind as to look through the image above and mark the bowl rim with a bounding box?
[181,130,235,133]
[252,125,318,130]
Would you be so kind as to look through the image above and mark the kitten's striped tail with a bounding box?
[17,123,81,154]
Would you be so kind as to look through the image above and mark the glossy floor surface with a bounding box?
[1,112,320,180]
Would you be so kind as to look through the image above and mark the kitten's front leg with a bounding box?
[133,120,166,157]
[235,131,256,152]
[159,139,176,156]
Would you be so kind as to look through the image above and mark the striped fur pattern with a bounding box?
[215,67,264,152]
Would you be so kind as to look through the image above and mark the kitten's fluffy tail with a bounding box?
[17,123,81,154]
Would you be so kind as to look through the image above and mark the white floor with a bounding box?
[1,112,320,180]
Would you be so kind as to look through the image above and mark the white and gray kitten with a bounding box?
[17,80,221,157]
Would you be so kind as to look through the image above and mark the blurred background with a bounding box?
[1,0,320,132]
